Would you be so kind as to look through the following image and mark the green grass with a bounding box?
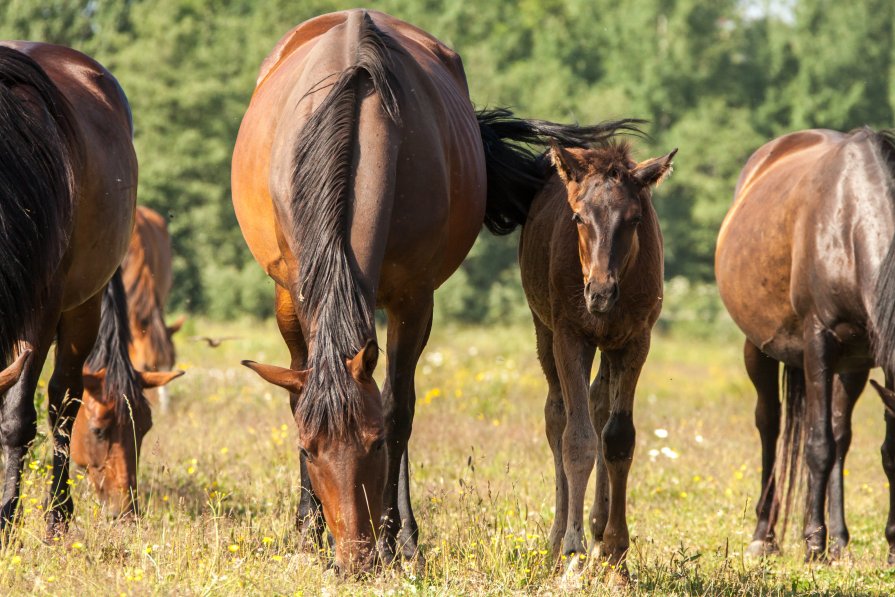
[2,319,895,594]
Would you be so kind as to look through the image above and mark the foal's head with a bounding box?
[243,339,385,573]
[550,142,676,314]
[71,367,183,517]
[129,313,184,374]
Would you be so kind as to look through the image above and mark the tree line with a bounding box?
[2,0,893,322]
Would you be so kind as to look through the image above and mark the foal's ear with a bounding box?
[166,315,186,336]
[870,380,895,417]
[633,148,677,188]
[0,349,32,394]
[242,360,310,394]
[138,369,185,389]
[549,142,585,186]
[346,339,379,382]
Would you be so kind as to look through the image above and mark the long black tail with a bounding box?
[86,269,144,423]
[0,47,76,367]
[476,108,645,235]
[776,364,807,543]
[870,129,895,374]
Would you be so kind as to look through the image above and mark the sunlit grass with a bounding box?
[1,318,895,594]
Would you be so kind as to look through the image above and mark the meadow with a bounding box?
[2,317,895,595]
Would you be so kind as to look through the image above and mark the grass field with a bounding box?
[2,318,895,595]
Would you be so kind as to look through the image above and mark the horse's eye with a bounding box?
[371,438,385,453]
[630,216,643,226]
[299,446,312,463]
[571,212,584,225]
[91,426,108,440]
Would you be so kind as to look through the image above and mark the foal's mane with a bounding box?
[289,12,400,438]
[870,128,895,375]
[476,108,645,235]
[86,269,149,425]
[0,47,78,368]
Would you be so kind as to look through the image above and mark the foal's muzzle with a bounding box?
[585,278,619,314]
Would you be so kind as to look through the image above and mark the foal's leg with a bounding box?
[273,286,322,547]
[45,292,102,536]
[588,355,611,548]
[378,294,432,563]
[553,327,596,560]
[600,333,649,573]
[881,375,895,565]
[533,317,567,559]
[802,317,840,560]
[743,340,781,556]
[827,370,867,559]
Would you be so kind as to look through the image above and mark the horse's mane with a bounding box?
[123,243,174,370]
[0,47,78,368]
[476,108,645,235]
[289,12,399,438]
[86,268,149,426]
[870,128,895,374]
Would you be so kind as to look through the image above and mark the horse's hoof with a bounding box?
[887,551,895,567]
[804,547,829,564]
[745,539,780,558]
[560,553,587,588]
[828,539,849,562]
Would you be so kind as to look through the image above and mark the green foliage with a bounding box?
[1,1,894,322]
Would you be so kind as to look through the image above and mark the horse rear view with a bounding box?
[0,42,137,537]
[716,128,895,562]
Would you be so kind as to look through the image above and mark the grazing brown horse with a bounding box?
[0,42,138,537]
[515,142,674,576]
[716,128,895,562]
[122,205,184,410]
[71,270,183,516]
[231,9,634,573]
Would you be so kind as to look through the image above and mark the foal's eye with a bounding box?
[91,426,108,440]
[371,438,385,453]
[571,212,584,225]
[630,216,643,226]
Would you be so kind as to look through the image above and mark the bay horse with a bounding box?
[0,42,138,537]
[231,9,634,573]
[71,269,183,517]
[514,142,674,577]
[716,127,895,562]
[122,205,184,410]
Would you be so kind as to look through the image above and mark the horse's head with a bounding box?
[243,339,384,574]
[550,143,676,314]
[130,313,184,373]
[71,367,183,517]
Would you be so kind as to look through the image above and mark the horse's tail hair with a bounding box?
[476,108,646,235]
[870,129,895,374]
[774,364,807,544]
[0,46,76,369]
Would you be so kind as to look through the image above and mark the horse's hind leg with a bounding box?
[743,339,781,556]
[881,375,895,565]
[273,286,323,549]
[45,292,102,536]
[827,370,867,559]
[379,294,432,564]
[0,296,60,534]
[533,316,567,559]
[588,355,610,548]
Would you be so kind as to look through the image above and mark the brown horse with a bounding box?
[231,9,633,573]
[122,205,184,410]
[71,269,183,516]
[0,42,137,536]
[516,142,674,576]
[716,128,895,562]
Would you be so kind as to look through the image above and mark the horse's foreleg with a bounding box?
[881,375,895,565]
[588,355,611,548]
[379,294,432,564]
[802,317,840,561]
[826,370,867,559]
[45,292,102,537]
[553,327,596,561]
[744,339,781,556]
[600,334,649,575]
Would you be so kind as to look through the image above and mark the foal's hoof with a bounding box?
[745,539,780,558]
[887,550,895,567]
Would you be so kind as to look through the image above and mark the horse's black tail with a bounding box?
[86,268,145,423]
[870,129,895,374]
[0,47,77,368]
[775,364,807,543]
[476,108,646,235]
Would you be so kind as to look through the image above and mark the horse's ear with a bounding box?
[549,142,583,186]
[633,148,677,188]
[242,360,309,394]
[138,369,185,389]
[166,315,186,336]
[870,380,895,417]
[81,368,107,396]
[346,339,378,382]
[0,350,32,394]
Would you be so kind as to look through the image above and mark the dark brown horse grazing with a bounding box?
[231,9,634,573]
[122,205,184,410]
[512,142,674,577]
[71,269,183,517]
[0,42,138,537]
[716,128,895,563]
